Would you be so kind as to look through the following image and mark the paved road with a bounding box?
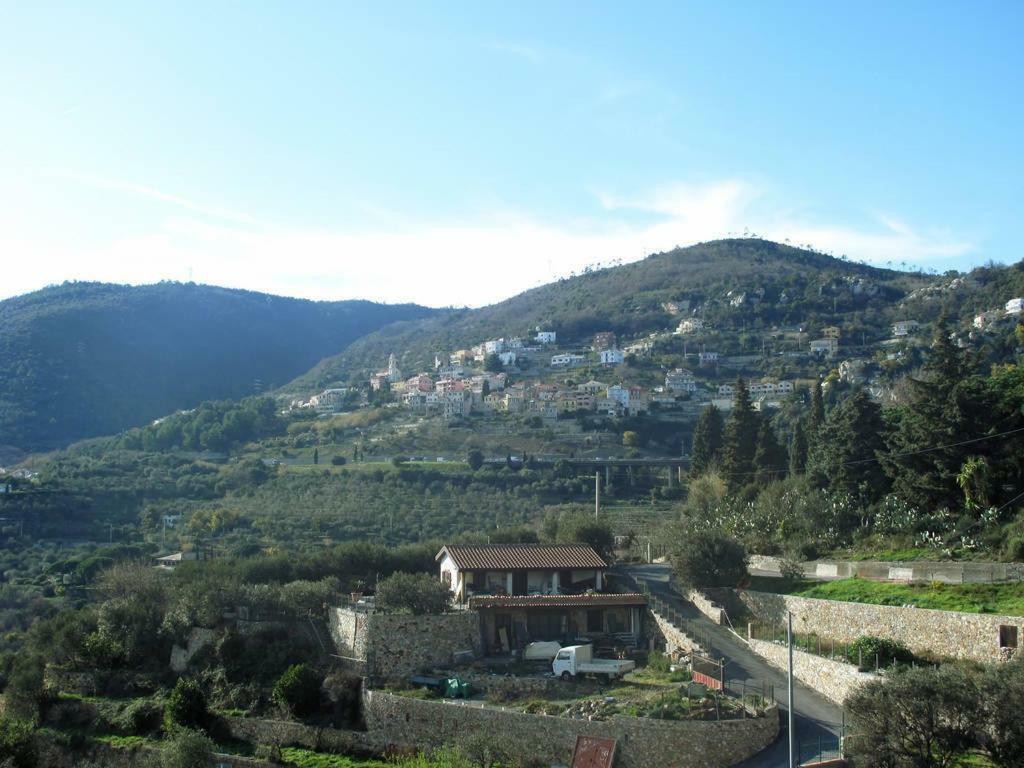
[616,563,845,768]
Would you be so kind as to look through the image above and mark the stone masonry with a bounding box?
[329,607,482,678]
[362,689,779,768]
[737,589,1022,663]
[746,637,880,707]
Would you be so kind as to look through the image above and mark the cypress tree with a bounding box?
[809,380,825,434]
[789,419,809,475]
[753,418,787,484]
[721,379,759,491]
[690,404,724,475]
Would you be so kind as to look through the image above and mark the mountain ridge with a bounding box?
[0,281,435,453]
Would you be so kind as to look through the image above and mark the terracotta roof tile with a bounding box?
[437,544,606,571]
[469,593,647,609]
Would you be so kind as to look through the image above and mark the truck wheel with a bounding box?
[561,671,572,682]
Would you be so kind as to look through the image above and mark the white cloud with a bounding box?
[484,41,543,65]
[0,178,977,306]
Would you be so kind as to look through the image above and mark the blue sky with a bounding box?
[1,1,1021,306]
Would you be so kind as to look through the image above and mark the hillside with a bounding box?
[286,239,930,392]
[0,282,434,453]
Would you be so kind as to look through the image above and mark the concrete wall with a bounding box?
[746,638,879,707]
[737,589,1022,663]
[328,607,482,678]
[362,689,779,768]
[747,555,1024,584]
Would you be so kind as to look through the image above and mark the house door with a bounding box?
[512,571,528,596]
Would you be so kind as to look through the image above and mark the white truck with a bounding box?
[552,644,635,681]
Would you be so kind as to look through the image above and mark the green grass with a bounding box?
[93,734,156,748]
[280,747,390,767]
[749,576,1024,616]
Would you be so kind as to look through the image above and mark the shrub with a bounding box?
[330,455,347,466]
[164,678,209,732]
[845,636,914,670]
[467,449,484,471]
[322,671,362,727]
[374,572,450,615]
[272,664,322,718]
[671,532,748,588]
[161,728,214,768]
[0,717,35,768]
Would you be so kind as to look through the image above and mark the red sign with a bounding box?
[572,736,617,768]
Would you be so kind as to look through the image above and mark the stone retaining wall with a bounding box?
[362,689,779,768]
[746,638,879,707]
[328,607,482,678]
[220,715,384,755]
[737,589,1022,663]
[686,589,726,624]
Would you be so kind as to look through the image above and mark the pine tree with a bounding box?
[721,379,759,491]
[753,418,788,484]
[690,404,724,475]
[789,419,809,475]
[810,388,888,501]
[883,315,984,511]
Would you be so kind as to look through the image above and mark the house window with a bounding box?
[1000,625,1018,649]
[586,609,604,633]
[442,571,452,586]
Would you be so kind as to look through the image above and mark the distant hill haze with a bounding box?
[0,282,434,453]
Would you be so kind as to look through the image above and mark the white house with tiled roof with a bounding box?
[435,544,647,652]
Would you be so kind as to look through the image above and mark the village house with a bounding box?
[809,338,839,357]
[600,348,625,365]
[674,318,705,335]
[697,350,719,366]
[577,379,606,395]
[436,544,647,653]
[308,388,350,414]
[437,363,466,380]
[717,380,793,398]
[822,326,841,340]
[551,353,585,368]
[1006,298,1024,315]
[974,311,1001,330]
[664,368,697,393]
[892,320,920,337]
[607,384,648,415]
[592,331,617,351]
[534,330,557,344]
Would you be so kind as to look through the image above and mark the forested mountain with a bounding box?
[0,282,434,453]
[287,239,932,392]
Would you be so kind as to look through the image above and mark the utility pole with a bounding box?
[594,472,600,519]
[788,611,796,767]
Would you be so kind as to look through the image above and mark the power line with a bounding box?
[714,425,1024,480]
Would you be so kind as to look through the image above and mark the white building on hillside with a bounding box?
[810,338,839,357]
[535,330,557,344]
[1006,298,1024,315]
[551,353,585,368]
[664,368,697,393]
[892,320,919,337]
[674,318,705,335]
[600,348,625,365]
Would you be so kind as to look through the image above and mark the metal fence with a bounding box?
[644,588,714,652]
[749,620,930,673]
[797,734,845,766]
